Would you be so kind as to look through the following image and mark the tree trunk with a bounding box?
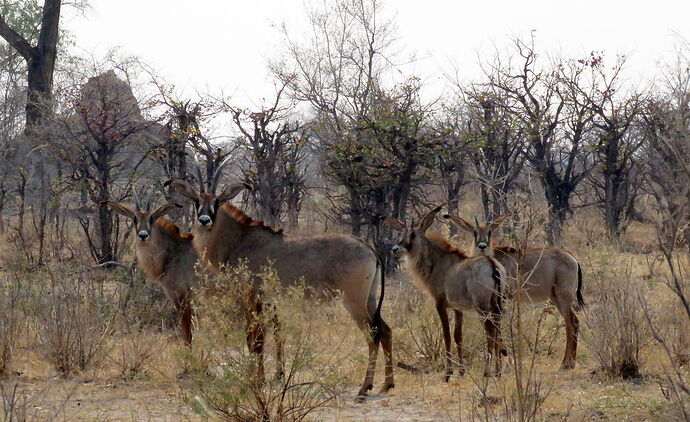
[96,144,113,263]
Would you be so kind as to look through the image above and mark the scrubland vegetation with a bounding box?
[0,0,689,420]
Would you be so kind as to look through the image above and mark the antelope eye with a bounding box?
[133,217,138,225]
[410,232,416,240]
[149,216,154,224]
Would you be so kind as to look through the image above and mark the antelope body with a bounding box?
[167,178,394,401]
[106,201,198,345]
[384,207,507,379]
[444,214,584,369]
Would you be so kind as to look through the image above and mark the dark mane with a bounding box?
[155,218,193,240]
[427,232,468,259]
[220,203,284,235]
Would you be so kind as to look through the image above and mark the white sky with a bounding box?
[63,0,689,108]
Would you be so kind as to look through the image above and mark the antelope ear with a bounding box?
[381,216,405,232]
[102,201,135,220]
[164,179,199,201]
[151,202,183,221]
[419,206,442,232]
[443,215,475,233]
[217,182,251,203]
[488,215,509,231]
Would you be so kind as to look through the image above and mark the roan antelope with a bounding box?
[105,198,198,345]
[165,176,394,401]
[383,207,507,379]
[444,214,584,370]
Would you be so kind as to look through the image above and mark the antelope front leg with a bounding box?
[482,317,499,378]
[436,300,453,382]
[453,310,465,375]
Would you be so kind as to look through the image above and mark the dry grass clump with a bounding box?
[32,266,116,376]
[582,247,650,380]
[0,276,27,376]
[181,263,345,421]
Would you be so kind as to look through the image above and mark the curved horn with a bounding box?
[419,205,442,231]
[211,156,231,194]
[133,190,142,212]
[194,162,206,194]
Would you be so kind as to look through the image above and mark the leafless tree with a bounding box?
[486,36,596,245]
[464,88,526,222]
[271,0,399,235]
[579,55,647,237]
[227,83,307,228]
[47,69,154,263]
[0,0,61,132]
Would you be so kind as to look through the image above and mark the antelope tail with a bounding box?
[372,255,386,345]
[489,257,504,316]
[489,257,508,356]
[576,263,585,308]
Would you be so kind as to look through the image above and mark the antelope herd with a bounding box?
[111,171,585,402]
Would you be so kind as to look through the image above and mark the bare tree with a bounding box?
[271,0,398,236]
[0,0,61,132]
[47,69,154,263]
[464,88,526,222]
[486,36,595,245]
[580,56,646,237]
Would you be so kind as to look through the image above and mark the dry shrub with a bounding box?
[106,263,177,332]
[1,378,76,421]
[107,265,180,380]
[182,263,344,421]
[33,267,115,375]
[109,324,167,381]
[387,278,486,375]
[583,252,650,379]
[0,276,26,376]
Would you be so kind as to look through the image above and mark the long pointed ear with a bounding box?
[419,206,442,232]
[103,201,135,220]
[443,215,476,233]
[381,216,405,232]
[151,202,183,221]
[164,179,199,201]
[217,182,252,203]
[488,215,509,231]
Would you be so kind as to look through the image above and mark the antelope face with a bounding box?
[104,201,182,244]
[166,178,251,230]
[474,225,492,254]
[133,211,154,242]
[443,214,509,255]
[383,206,442,258]
[390,228,420,258]
[194,193,220,230]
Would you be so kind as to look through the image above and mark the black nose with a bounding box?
[391,245,400,253]
[199,215,211,226]
[138,232,149,240]
[478,244,487,250]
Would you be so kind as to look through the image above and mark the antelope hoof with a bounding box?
[379,383,395,394]
[354,393,368,403]
[444,369,454,382]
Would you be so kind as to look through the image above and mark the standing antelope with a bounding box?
[444,214,584,370]
[383,207,507,379]
[105,199,198,345]
[165,176,394,401]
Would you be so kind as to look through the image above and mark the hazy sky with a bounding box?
[63,0,688,106]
